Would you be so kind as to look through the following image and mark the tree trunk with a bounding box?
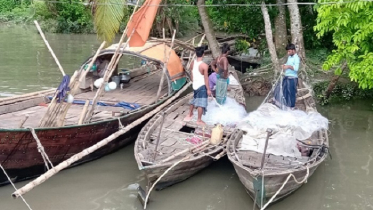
[274,0,287,57]
[324,62,347,99]
[197,0,220,59]
[287,0,306,61]
[261,1,281,74]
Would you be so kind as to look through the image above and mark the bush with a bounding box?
[313,81,373,105]
[0,0,16,13]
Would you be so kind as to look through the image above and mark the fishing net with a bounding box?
[237,75,329,158]
[191,96,247,127]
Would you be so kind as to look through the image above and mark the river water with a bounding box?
[0,25,373,210]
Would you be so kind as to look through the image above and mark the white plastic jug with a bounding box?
[210,124,223,145]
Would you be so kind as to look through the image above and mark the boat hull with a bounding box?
[229,158,321,208]
[0,103,154,185]
[142,149,222,190]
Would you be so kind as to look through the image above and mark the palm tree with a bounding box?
[89,0,131,45]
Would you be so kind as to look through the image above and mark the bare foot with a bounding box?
[196,120,206,126]
[184,115,193,122]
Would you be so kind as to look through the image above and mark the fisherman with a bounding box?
[210,43,230,104]
[184,46,211,126]
[275,43,300,109]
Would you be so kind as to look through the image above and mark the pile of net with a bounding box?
[237,103,329,157]
[191,96,247,127]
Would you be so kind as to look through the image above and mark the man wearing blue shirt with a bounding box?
[276,43,300,109]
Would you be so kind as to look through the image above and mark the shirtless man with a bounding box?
[184,46,211,126]
[210,43,230,104]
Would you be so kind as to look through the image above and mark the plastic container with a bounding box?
[111,76,120,87]
[210,124,223,145]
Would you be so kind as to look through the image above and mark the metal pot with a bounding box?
[119,73,131,84]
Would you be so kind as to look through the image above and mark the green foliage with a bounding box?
[162,0,199,37]
[50,0,93,33]
[0,0,16,13]
[33,1,53,20]
[235,39,250,54]
[313,80,373,105]
[314,0,373,89]
[0,0,33,23]
[205,0,264,39]
[92,0,127,44]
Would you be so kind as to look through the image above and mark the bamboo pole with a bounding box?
[84,0,142,123]
[156,29,176,101]
[260,129,273,170]
[38,41,106,128]
[11,82,191,198]
[0,88,55,105]
[78,100,90,125]
[34,20,65,76]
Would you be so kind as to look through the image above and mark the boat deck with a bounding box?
[137,77,245,165]
[0,71,168,129]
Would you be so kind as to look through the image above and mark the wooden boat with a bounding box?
[0,41,190,185]
[226,80,329,208]
[134,69,246,191]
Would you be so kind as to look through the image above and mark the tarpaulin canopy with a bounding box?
[126,0,162,47]
[106,42,185,81]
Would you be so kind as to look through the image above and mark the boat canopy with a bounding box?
[102,42,185,81]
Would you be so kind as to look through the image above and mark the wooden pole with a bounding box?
[38,41,106,128]
[84,0,142,123]
[34,20,66,76]
[260,129,273,169]
[156,29,176,101]
[12,82,191,198]
[153,112,166,161]
[78,100,90,125]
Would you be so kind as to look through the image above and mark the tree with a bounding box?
[90,0,128,44]
[314,0,373,89]
[261,1,281,73]
[287,0,306,60]
[197,0,220,58]
[274,0,287,56]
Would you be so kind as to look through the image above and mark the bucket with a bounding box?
[111,76,120,87]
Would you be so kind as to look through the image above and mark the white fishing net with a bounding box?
[237,103,329,157]
[191,96,247,127]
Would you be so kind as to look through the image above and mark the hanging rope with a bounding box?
[0,164,33,210]
[260,165,310,210]
[118,118,124,129]
[28,128,54,170]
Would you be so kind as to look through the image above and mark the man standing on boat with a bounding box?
[210,43,230,105]
[184,46,211,126]
[275,43,300,109]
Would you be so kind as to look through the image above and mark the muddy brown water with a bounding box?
[0,26,373,210]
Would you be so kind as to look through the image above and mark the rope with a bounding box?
[0,164,33,210]
[28,128,54,170]
[261,70,283,106]
[143,155,190,209]
[260,165,310,210]
[117,118,124,129]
